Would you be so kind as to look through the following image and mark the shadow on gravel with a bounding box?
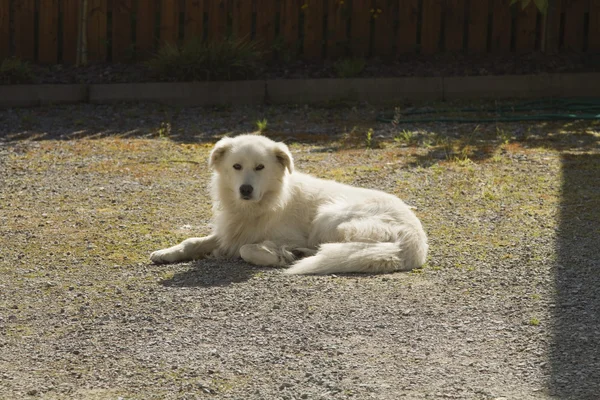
[407,120,600,168]
[550,153,600,398]
[159,259,262,287]
[0,104,345,146]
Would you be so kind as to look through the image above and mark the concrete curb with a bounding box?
[0,84,87,107]
[266,77,444,104]
[0,73,598,108]
[89,81,265,105]
[443,73,600,99]
[443,75,560,99]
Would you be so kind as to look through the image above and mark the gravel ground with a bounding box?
[0,103,599,400]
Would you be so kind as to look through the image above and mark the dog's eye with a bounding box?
[233,164,242,170]
[255,164,264,171]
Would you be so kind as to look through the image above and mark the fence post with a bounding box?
[280,0,301,59]
[0,1,9,60]
[351,0,371,57]
[113,0,134,62]
[490,0,511,53]
[87,0,108,61]
[397,0,419,54]
[421,0,443,55]
[590,0,600,51]
[326,0,349,59]
[467,0,489,53]
[563,0,587,52]
[444,0,465,52]
[14,0,36,61]
[160,0,179,47]
[136,0,157,60]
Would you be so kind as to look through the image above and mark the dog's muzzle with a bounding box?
[239,184,254,200]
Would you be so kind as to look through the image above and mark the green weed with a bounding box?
[365,128,374,149]
[0,57,33,84]
[256,119,268,133]
[157,121,171,139]
[334,58,366,78]
[147,36,264,81]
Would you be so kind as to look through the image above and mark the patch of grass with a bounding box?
[394,130,418,146]
[0,57,33,84]
[147,36,264,81]
[334,58,366,78]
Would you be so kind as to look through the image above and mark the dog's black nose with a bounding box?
[239,184,253,198]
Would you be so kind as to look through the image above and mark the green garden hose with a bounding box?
[376,98,600,124]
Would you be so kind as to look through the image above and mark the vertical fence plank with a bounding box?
[185,0,204,40]
[491,0,512,52]
[589,0,600,51]
[421,0,443,54]
[38,0,60,63]
[373,0,397,58]
[397,0,419,53]
[302,0,324,60]
[206,0,229,41]
[88,0,108,61]
[544,0,562,53]
[444,0,465,52]
[136,0,157,59]
[160,0,179,47]
[326,0,348,58]
[231,0,251,39]
[14,0,36,61]
[467,0,488,52]
[256,0,277,56]
[563,0,587,51]
[280,0,301,59]
[62,0,80,64]
[350,0,371,57]
[515,1,538,52]
[0,0,9,59]
[113,0,133,62]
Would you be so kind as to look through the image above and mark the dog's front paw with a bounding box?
[150,247,180,264]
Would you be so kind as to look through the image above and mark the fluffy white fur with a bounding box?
[150,134,428,275]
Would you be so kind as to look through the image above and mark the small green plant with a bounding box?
[157,121,171,139]
[529,317,541,326]
[0,57,34,84]
[365,128,374,149]
[497,127,512,145]
[147,36,264,81]
[334,58,366,78]
[256,119,268,133]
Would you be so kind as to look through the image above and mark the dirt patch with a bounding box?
[16,51,600,84]
[1,103,599,399]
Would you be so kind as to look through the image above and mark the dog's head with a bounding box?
[209,134,294,204]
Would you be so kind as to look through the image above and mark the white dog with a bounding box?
[150,134,428,275]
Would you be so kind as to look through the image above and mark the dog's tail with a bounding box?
[284,239,427,275]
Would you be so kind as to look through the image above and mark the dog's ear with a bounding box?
[209,137,234,169]
[274,143,294,173]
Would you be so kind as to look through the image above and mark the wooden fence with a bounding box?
[0,0,598,65]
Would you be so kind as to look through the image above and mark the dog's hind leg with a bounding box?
[150,235,218,264]
[240,241,298,267]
